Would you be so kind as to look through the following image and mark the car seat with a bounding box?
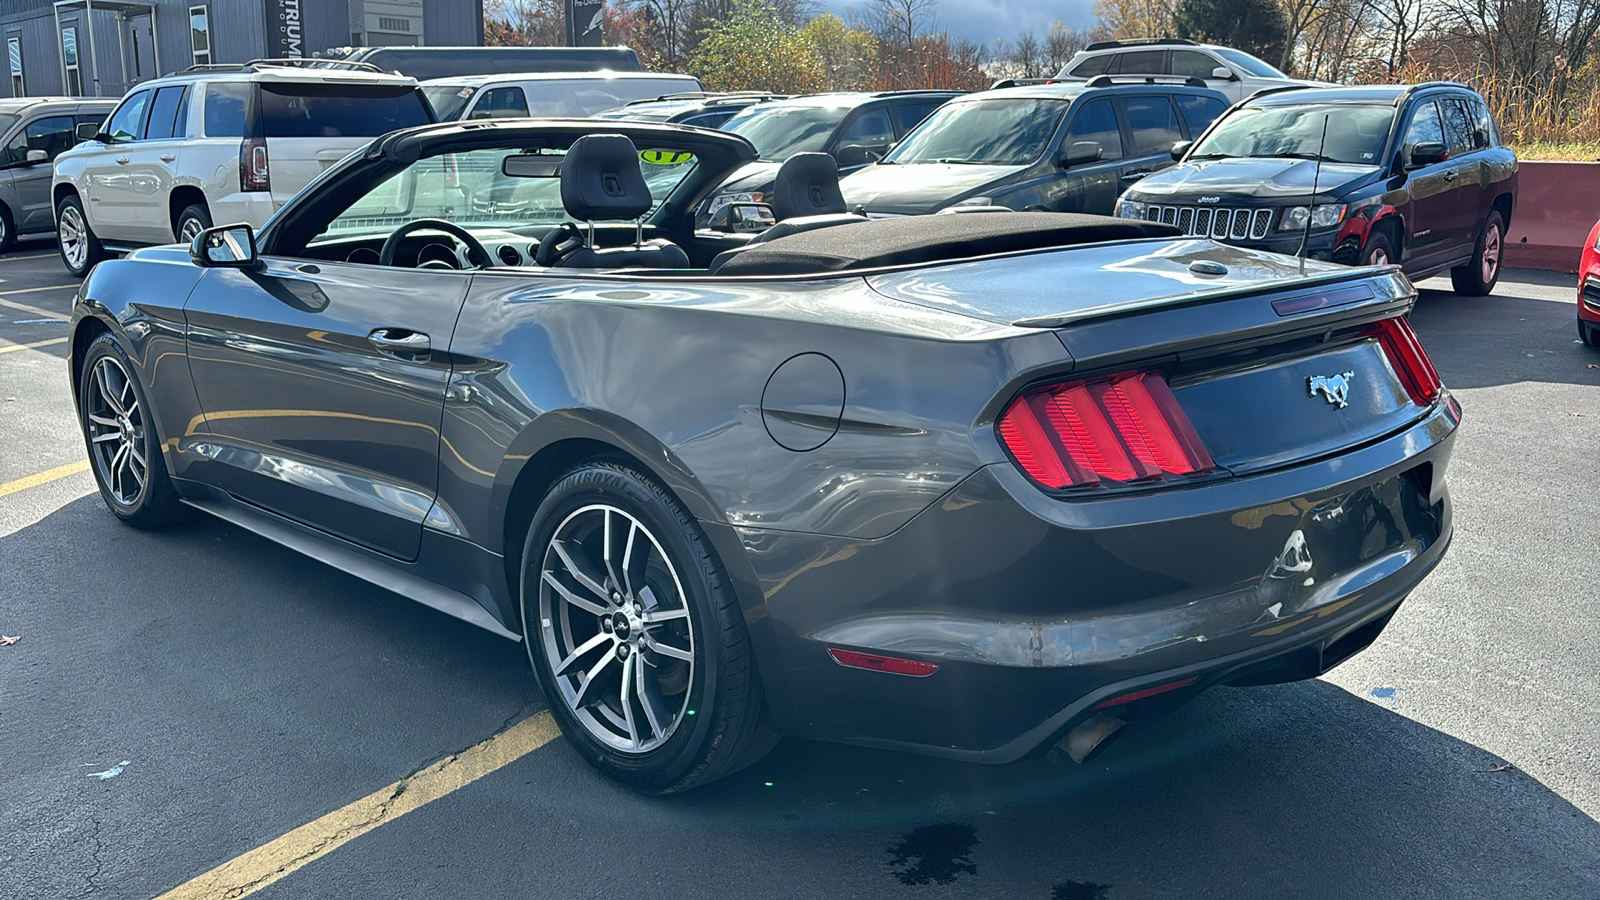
[536,134,690,269]
[708,153,866,271]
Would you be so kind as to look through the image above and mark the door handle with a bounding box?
[1120,171,1150,182]
[367,328,430,353]
[115,157,130,165]
[160,153,176,162]
[1443,170,1457,182]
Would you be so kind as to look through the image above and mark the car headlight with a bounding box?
[704,191,762,217]
[1116,199,1147,220]
[1278,204,1346,231]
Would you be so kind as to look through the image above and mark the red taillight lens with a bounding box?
[1371,317,1441,405]
[240,139,270,192]
[997,371,1216,490]
[828,648,939,677]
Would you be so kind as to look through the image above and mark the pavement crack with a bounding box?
[69,816,105,898]
[220,781,410,900]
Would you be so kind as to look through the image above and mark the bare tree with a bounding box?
[1044,21,1093,73]
[864,0,940,50]
[1011,29,1043,77]
[634,0,694,68]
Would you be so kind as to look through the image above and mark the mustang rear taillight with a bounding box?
[240,138,270,192]
[1370,317,1441,405]
[998,371,1216,490]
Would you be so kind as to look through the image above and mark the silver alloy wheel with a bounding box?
[1369,246,1389,266]
[84,356,148,506]
[0,213,9,248]
[178,215,205,243]
[538,504,695,754]
[1482,222,1501,283]
[59,204,88,270]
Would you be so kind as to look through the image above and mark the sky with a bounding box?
[816,0,1100,49]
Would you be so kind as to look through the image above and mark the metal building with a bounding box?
[2,0,486,99]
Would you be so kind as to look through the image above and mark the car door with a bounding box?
[4,113,77,232]
[78,88,151,242]
[127,84,190,242]
[1114,93,1185,191]
[1395,100,1457,271]
[183,260,471,561]
[1043,97,1125,214]
[1438,95,1488,255]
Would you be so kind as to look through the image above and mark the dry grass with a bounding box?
[1392,61,1600,161]
[1509,141,1600,161]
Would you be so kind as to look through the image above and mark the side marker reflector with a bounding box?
[828,648,939,677]
[1094,677,1199,710]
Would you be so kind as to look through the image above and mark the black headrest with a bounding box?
[770,152,845,220]
[561,134,651,221]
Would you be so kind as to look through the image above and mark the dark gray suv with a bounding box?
[0,97,114,251]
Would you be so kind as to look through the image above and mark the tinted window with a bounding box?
[7,115,74,165]
[1470,97,1498,147]
[470,86,529,118]
[891,99,945,133]
[1440,98,1476,154]
[1170,51,1218,79]
[260,84,432,138]
[1404,101,1444,153]
[104,90,150,143]
[205,82,251,137]
[1062,98,1122,160]
[1068,54,1110,78]
[682,110,733,128]
[837,108,893,149]
[144,86,188,140]
[1121,95,1182,154]
[1114,50,1167,75]
[887,98,1070,165]
[1176,95,1227,137]
[722,104,846,158]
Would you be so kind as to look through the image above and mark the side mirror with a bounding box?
[190,224,260,269]
[92,132,114,144]
[76,122,100,141]
[835,144,882,169]
[25,149,48,165]
[710,201,777,234]
[1170,140,1193,161]
[1409,141,1448,167]
[1061,140,1102,167]
[1211,66,1235,81]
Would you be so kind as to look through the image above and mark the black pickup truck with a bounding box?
[1116,83,1518,295]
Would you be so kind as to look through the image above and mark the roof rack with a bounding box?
[244,58,385,73]
[1393,80,1467,105]
[1242,84,1312,102]
[625,90,783,106]
[988,78,1055,90]
[1084,38,1198,52]
[1085,75,1209,89]
[870,89,964,97]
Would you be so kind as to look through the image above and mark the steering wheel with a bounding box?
[378,219,492,269]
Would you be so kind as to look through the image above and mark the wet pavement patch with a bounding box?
[886,822,978,886]
[1053,880,1111,900]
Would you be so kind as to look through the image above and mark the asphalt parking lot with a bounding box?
[2,235,1598,900]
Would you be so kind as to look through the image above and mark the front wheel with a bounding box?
[56,193,106,278]
[519,460,777,793]
[1451,211,1504,296]
[1360,230,1395,267]
[176,203,212,244]
[1581,319,1599,348]
[77,333,188,527]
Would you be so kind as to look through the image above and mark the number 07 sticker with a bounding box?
[640,150,694,165]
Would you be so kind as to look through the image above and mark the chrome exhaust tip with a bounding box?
[1060,714,1129,764]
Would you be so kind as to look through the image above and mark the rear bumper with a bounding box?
[733,397,1458,762]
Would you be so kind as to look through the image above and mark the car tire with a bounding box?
[176,203,212,244]
[1581,319,1600,348]
[77,333,189,528]
[56,193,106,278]
[1451,211,1504,296]
[0,203,15,253]
[519,459,778,794]
[1359,230,1395,267]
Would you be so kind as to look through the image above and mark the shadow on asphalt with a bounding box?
[1412,280,1600,392]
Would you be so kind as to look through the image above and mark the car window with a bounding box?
[204,82,251,137]
[1062,98,1123,160]
[1170,51,1218,79]
[890,99,945,134]
[104,90,150,143]
[1470,96,1498,147]
[886,97,1070,165]
[682,111,731,128]
[1068,54,1111,78]
[1175,95,1227,138]
[722,104,846,158]
[470,86,529,119]
[1120,95,1183,155]
[143,86,189,141]
[1440,98,1476,155]
[1113,50,1167,75]
[1403,101,1444,154]
[260,84,432,138]
[6,115,74,165]
[422,85,474,121]
[1212,48,1288,78]
[1192,103,1395,165]
[837,108,894,149]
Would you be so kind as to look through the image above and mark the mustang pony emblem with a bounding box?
[1308,372,1355,408]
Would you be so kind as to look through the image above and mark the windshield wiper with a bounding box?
[1267,152,1340,163]
[1184,152,1233,160]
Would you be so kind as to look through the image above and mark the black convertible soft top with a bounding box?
[711,212,1180,276]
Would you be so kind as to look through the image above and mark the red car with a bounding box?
[1582,219,1600,348]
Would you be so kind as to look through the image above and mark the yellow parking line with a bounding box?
[0,337,68,355]
[0,461,91,499]
[0,297,69,321]
[0,282,78,295]
[156,712,561,900]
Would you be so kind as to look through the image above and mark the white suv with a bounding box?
[1053,40,1322,105]
[51,60,433,276]
[419,71,703,121]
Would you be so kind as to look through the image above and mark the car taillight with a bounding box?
[997,371,1216,490]
[1370,317,1441,405]
[240,138,270,192]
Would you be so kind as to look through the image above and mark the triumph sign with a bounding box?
[264,0,305,58]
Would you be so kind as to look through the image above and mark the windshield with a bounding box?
[0,114,16,136]
[721,105,845,159]
[422,85,474,121]
[1213,49,1288,79]
[887,98,1068,166]
[311,146,698,245]
[1191,103,1395,165]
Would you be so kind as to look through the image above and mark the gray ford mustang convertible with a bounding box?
[68,119,1457,793]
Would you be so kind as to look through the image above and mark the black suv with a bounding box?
[699,91,961,226]
[593,92,785,130]
[1117,83,1518,295]
[841,78,1229,216]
